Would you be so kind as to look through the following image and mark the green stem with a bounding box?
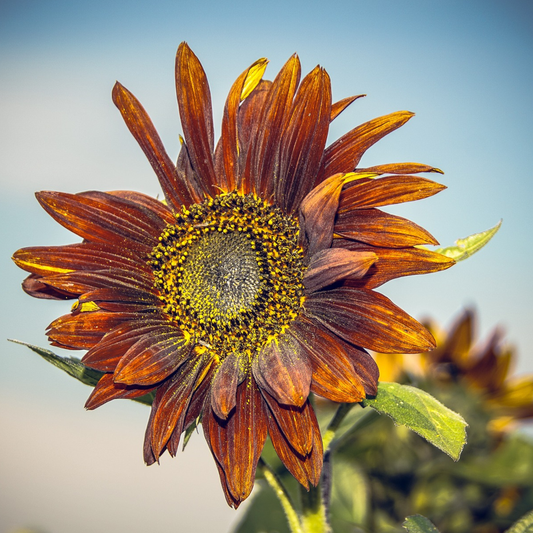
[322,402,355,453]
[258,458,304,533]
[300,483,331,533]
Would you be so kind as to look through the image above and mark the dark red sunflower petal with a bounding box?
[148,354,210,461]
[235,79,271,193]
[330,94,365,122]
[210,354,246,419]
[36,191,163,252]
[218,59,268,192]
[167,361,215,457]
[252,333,311,407]
[299,172,352,257]
[21,273,72,300]
[262,391,313,456]
[303,248,377,293]
[113,332,191,387]
[338,175,446,211]
[355,163,443,175]
[203,377,267,504]
[266,398,322,489]
[276,66,332,214]
[47,310,135,349]
[40,268,154,296]
[288,317,369,402]
[304,286,435,354]
[334,207,439,248]
[175,42,218,197]
[318,111,414,180]
[105,190,176,224]
[332,240,455,288]
[13,242,152,278]
[82,319,171,372]
[243,54,301,199]
[77,287,159,313]
[112,82,196,210]
[85,373,155,410]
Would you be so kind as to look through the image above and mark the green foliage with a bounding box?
[433,220,502,261]
[362,382,468,461]
[403,515,440,533]
[9,339,155,406]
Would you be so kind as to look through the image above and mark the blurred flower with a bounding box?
[421,309,533,431]
[12,42,453,507]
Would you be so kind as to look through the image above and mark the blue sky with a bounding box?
[1,1,532,531]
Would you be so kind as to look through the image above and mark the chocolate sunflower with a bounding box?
[12,42,454,507]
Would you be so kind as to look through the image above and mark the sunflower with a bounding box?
[12,42,454,507]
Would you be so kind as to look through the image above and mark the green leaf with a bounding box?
[362,382,468,461]
[9,339,154,406]
[403,515,440,533]
[433,220,501,262]
[506,510,533,533]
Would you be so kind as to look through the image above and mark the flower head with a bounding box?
[12,43,454,507]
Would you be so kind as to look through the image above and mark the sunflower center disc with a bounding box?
[149,192,306,360]
[180,231,261,322]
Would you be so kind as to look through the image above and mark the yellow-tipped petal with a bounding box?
[241,58,269,101]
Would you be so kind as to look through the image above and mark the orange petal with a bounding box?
[355,162,443,175]
[304,287,436,354]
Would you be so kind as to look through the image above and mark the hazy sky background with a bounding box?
[1,1,532,532]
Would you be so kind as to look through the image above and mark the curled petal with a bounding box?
[355,162,443,175]
[304,287,436,354]
[210,354,246,419]
[252,334,311,407]
[299,172,365,257]
[304,248,377,293]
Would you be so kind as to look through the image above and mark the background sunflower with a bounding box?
[2,1,532,532]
